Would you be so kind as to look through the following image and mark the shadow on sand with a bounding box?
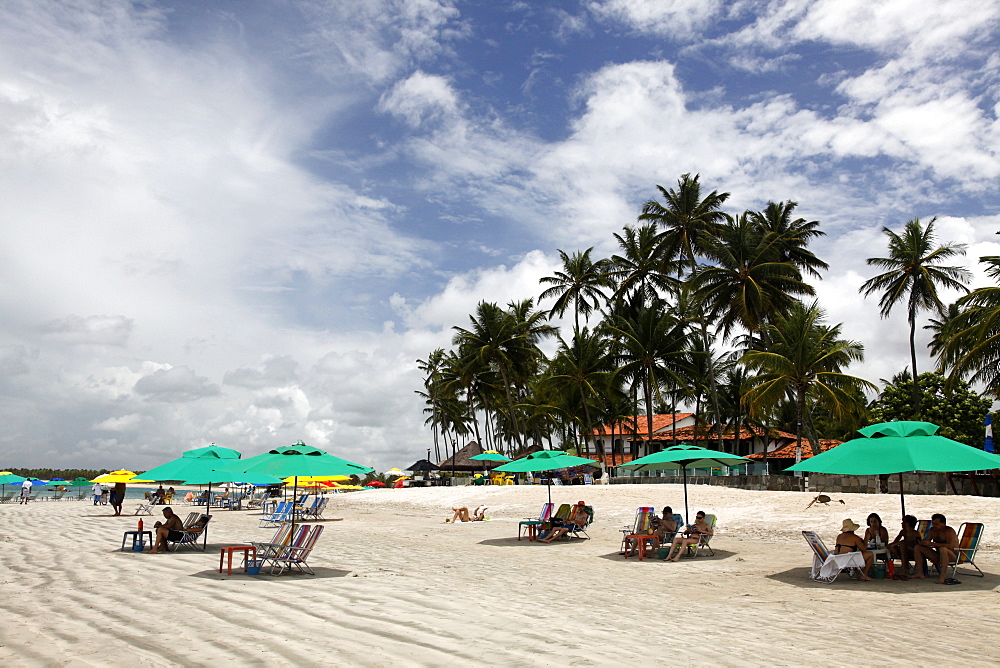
[189,566,353,581]
[767,566,998,592]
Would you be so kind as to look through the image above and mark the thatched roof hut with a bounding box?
[437,441,501,472]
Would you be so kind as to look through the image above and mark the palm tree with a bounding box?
[859,217,971,417]
[605,308,691,450]
[639,173,730,449]
[742,301,875,459]
[606,223,678,305]
[938,256,1000,397]
[539,248,609,331]
[543,327,618,459]
[748,200,828,279]
[416,348,448,462]
[695,213,814,340]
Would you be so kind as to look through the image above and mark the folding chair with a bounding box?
[270,525,324,575]
[946,522,985,579]
[566,506,594,539]
[259,501,293,528]
[621,507,656,555]
[258,524,311,573]
[802,530,864,583]
[687,514,717,557]
[519,502,554,541]
[134,498,156,516]
[169,515,212,551]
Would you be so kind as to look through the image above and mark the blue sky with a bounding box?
[0,0,997,471]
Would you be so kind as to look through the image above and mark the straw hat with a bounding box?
[841,518,861,532]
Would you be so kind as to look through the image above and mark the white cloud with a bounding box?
[133,366,220,403]
[588,0,724,40]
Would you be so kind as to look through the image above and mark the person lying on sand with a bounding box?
[449,506,487,522]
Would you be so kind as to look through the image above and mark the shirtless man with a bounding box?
[539,502,590,543]
[653,506,678,542]
[148,507,185,553]
[888,515,921,577]
[913,513,959,584]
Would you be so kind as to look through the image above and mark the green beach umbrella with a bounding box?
[470,452,512,462]
[64,477,94,487]
[141,444,244,484]
[230,442,373,533]
[494,450,600,504]
[0,473,28,500]
[786,420,1000,515]
[620,444,751,523]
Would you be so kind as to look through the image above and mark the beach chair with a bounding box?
[519,502,554,541]
[567,506,594,539]
[169,515,212,551]
[134,497,156,516]
[621,507,657,554]
[244,489,269,509]
[537,504,572,541]
[686,514,717,557]
[296,497,323,519]
[915,519,932,540]
[945,522,985,579]
[270,525,324,575]
[0,493,14,504]
[802,530,865,583]
[259,501,293,528]
[249,521,294,567]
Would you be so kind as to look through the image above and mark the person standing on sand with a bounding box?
[92,481,102,505]
[913,513,959,584]
[20,479,32,504]
[111,482,126,515]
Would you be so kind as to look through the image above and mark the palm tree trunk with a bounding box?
[698,320,725,451]
[908,311,921,419]
[795,386,805,466]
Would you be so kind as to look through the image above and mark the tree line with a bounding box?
[417,174,995,466]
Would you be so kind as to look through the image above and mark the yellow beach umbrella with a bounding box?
[282,475,350,485]
[91,470,153,483]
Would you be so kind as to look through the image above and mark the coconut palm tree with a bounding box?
[859,217,971,417]
[606,223,678,305]
[539,248,610,331]
[638,173,730,448]
[742,301,875,458]
[938,256,1000,398]
[747,200,828,280]
[695,213,814,340]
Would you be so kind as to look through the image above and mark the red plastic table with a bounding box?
[219,545,256,575]
[623,534,660,560]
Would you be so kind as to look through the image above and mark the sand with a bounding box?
[1,484,998,667]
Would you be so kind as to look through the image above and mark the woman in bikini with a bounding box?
[664,511,713,561]
[835,518,874,580]
[864,513,889,547]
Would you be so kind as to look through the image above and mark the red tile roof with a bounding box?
[747,439,842,459]
[591,414,694,437]
[637,424,798,442]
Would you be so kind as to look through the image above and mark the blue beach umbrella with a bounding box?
[985,413,994,454]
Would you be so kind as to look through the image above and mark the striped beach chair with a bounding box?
[620,506,656,554]
[519,502,554,541]
[947,522,985,579]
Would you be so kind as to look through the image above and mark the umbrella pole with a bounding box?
[682,466,690,525]
[898,472,906,518]
[547,477,552,505]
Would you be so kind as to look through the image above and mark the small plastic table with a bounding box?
[121,530,153,552]
[518,521,542,541]
[623,534,660,560]
[219,545,257,575]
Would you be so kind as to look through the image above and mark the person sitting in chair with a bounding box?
[888,514,921,578]
[832,518,874,580]
[147,507,185,554]
[539,501,590,543]
[652,506,678,542]
[664,511,714,561]
[449,506,487,522]
[913,513,959,584]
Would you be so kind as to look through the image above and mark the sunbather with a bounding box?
[913,513,959,584]
[450,506,487,522]
[147,507,185,553]
[664,511,713,561]
[832,518,873,580]
[539,501,589,543]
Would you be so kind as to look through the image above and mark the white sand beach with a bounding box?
[1,484,998,667]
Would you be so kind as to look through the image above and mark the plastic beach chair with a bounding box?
[946,522,985,579]
[259,501,293,528]
[519,503,554,541]
[621,507,656,554]
[802,530,864,583]
[686,514,717,557]
[270,525,324,575]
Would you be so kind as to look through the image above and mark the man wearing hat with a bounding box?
[834,518,874,580]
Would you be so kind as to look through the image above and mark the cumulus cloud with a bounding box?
[133,366,220,403]
[39,315,133,347]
